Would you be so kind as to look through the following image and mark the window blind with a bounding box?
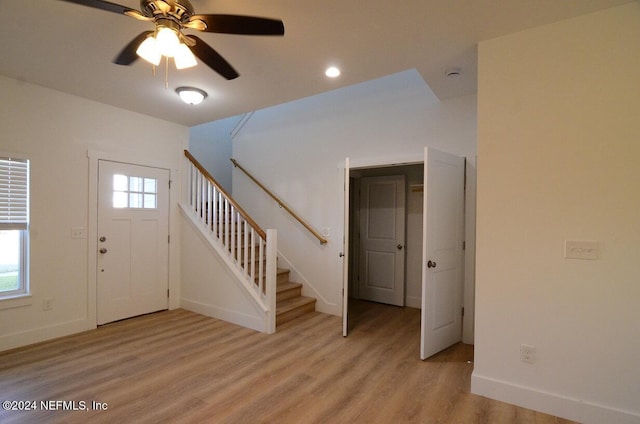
[0,157,29,230]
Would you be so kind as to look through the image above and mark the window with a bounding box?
[113,174,157,209]
[0,156,29,298]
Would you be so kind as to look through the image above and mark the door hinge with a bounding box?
[463,241,466,250]
[167,289,170,298]
[168,235,170,243]
[461,306,465,317]
[169,180,172,189]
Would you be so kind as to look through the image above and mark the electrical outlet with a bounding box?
[43,298,54,311]
[520,344,536,364]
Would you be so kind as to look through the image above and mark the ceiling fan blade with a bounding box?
[188,36,239,80]
[188,14,284,36]
[113,31,154,65]
[57,0,137,16]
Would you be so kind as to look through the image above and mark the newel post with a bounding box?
[265,229,277,334]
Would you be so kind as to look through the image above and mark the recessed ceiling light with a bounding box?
[325,66,341,78]
[175,87,207,105]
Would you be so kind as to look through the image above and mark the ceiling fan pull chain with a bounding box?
[164,56,169,89]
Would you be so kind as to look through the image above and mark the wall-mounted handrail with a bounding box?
[185,150,266,240]
[230,158,328,245]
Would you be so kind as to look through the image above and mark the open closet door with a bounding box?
[342,158,350,336]
[420,147,465,359]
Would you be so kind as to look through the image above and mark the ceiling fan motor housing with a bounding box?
[141,0,194,22]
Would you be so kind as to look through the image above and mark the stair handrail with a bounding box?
[230,158,328,245]
[185,150,266,240]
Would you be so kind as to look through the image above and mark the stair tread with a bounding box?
[276,296,316,315]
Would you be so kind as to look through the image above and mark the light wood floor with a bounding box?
[0,301,576,424]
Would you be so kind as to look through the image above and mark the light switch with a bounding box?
[564,240,598,260]
[71,227,86,239]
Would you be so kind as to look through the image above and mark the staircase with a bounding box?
[275,268,316,326]
[248,249,317,326]
[242,242,317,326]
[184,149,317,332]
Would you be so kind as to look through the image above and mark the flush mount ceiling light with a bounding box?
[176,87,207,105]
[325,66,341,78]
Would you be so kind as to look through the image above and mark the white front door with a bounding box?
[420,147,465,359]
[97,160,169,325]
[358,175,406,306]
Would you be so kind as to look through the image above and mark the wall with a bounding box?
[473,4,640,423]
[189,115,244,193]
[0,75,188,351]
[231,69,477,319]
[179,211,267,332]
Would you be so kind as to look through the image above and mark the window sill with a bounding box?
[0,294,32,310]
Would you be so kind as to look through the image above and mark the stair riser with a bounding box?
[253,270,290,286]
[276,301,316,326]
[276,287,302,303]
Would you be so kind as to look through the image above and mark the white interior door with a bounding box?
[358,175,406,306]
[342,158,350,337]
[97,160,169,325]
[420,147,465,359]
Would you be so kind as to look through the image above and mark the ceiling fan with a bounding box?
[58,0,285,80]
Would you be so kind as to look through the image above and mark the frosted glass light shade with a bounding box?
[136,36,161,66]
[174,44,197,69]
[176,87,207,105]
[156,27,180,57]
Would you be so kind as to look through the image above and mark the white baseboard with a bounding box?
[181,298,266,333]
[471,372,640,424]
[0,318,93,352]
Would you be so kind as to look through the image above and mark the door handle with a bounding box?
[427,260,437,269]
[397,244,403,250]
[99,248,107,254]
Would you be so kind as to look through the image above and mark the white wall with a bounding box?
[189,115,244,193]
[231,69,477,316]
[0,75,188,351]
[472,4,640,423]
[179,212,267,332]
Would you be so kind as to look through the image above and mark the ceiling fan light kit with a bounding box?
[174,43,197,69]
[136,36,161,65]
[59,0,284,80]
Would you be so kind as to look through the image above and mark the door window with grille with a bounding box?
[112,174,158,209]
